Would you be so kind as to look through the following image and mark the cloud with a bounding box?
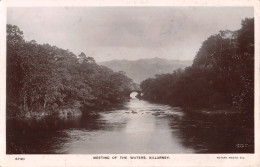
[7,7,253,61]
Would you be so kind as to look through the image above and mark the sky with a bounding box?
[7,7,253,62]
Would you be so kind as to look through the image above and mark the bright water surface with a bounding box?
[7,98,254,154]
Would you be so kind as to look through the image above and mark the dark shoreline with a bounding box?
[6,99,130,120]
[141,98,241,115]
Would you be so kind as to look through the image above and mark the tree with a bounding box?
[7,24,133,117]
[140,18,254,127]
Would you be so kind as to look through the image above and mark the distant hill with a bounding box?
[99,57,192,83]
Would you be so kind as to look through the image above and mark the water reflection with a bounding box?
[7,99,253,154]
[7,115,104,154]
[172,112,254,153]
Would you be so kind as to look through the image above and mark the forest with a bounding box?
[7,24,133,118]
[140,18,254,127]
[7,18,254,127]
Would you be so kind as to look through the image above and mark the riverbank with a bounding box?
[7,99,129,120]
[182,107,241,115]
[141,99,241,116]
[7,107,82,120]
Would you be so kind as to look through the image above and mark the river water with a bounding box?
[7,98,254,154]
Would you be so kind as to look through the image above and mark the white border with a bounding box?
[0,0,259,167]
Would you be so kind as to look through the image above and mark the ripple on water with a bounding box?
[7,99,253,154]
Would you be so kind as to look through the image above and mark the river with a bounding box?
[7,98,254,154]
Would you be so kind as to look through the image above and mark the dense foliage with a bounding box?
[141,18,254,125]
[7,24,133,117]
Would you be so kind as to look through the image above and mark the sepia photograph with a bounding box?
[1,0,260,166]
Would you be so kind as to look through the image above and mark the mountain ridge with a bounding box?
[99,57,192,83]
